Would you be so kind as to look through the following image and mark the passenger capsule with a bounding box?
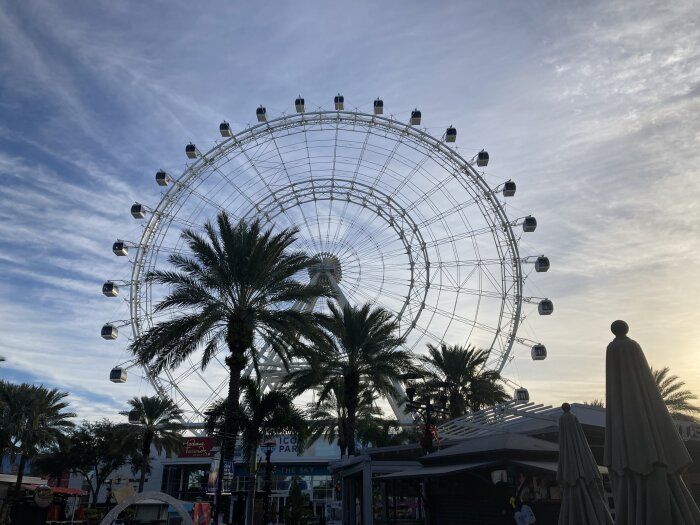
[410,109,421,126]
[535,256,550,273]
[334,94,344,111]
[155,170,169,186]
[185,143,197,159]
[373,98,384,115]
[128,409,142,424]
[295,96,305,113]
[538,299,554,316]
[523,216,537,232]
[256,105,267,122]
[514,388,530,402]
[477,149,489,167]
[102,281,119,297]
[112,241,128,256]
[101,324,118,340]
[445,126,457,143]
[503,181,516,197]
[531,344,547,360]
[219,121,233,138]
[110,367,127,383]
[131,203,145,219]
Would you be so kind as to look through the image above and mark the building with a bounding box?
[331,400,700,525]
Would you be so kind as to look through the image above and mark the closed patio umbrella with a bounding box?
[557,403,613,525]
[604,320,700,524]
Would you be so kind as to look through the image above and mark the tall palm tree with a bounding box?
[286,302,415,456]
[2,384,75,497]
[205,378,308,525]
[419,343,509,419]
[652,366,700,421]
[120,396,185,492]
[129,214,328,467]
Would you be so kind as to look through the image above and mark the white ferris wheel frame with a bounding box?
[115,109,540,424]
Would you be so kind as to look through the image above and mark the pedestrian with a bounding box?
[513,501,536,525]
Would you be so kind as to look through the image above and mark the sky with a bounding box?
[0,0,699,422]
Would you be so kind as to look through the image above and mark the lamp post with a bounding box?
[261,440,276,523]
[404,384,448,454]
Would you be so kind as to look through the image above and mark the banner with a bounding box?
[193,501,211,525]
[207,459,234,495]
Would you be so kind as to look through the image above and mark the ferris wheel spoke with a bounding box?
[387,146,434,202]
[265,128,319,254]
[326,121,341,253]
[329,125,373,249]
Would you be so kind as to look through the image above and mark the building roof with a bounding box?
[428,432,558,461]
[438,401,605,440]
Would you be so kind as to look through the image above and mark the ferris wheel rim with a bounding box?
[125,108,525,420]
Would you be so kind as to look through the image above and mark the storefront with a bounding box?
[158,435,341,523]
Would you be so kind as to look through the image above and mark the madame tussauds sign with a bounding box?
[179,437,215,458]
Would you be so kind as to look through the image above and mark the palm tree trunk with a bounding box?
[345,378,359,456]
[245,454,258,525]
[215,351,246,524]
[12,452,28,500]
[138,433,152,492]
[346,408,357,456]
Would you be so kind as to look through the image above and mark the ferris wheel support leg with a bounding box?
[252,274,322,392]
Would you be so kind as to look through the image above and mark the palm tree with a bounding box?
[356,417,420,449]
[1,383,75,497]
[129,214,328,472]
[306,385,381,458]
[286,302,415,456]
[652,366,700,421]
[120,396,185,492]
[205,377,308,525]
[419,343,509,419]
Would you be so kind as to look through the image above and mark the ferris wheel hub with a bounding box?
[308,252,343,283]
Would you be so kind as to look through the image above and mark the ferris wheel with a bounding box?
[102,95,551,424]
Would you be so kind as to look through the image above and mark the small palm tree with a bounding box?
[357,417,420,449]
[419,343,508,419]
[652,366,700,421]
[306,385,381,457]
[129,213,329,465]
[120,396,185,492]
[205,378,307,525]
[287,302,415,456]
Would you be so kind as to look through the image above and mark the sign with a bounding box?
[33,485,54,508]
[234,464,328,477]
[207,460,234,495]
[179,437,215,458]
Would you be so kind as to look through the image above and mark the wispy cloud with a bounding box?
[1,0,699,419]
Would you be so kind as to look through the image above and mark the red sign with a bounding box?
[179,437,215,458]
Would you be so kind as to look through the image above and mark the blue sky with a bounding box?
[1,0,699,420]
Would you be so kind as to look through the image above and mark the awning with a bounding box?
[21,484,87,496]
[378,460,497,480]
[0,474,45,485]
